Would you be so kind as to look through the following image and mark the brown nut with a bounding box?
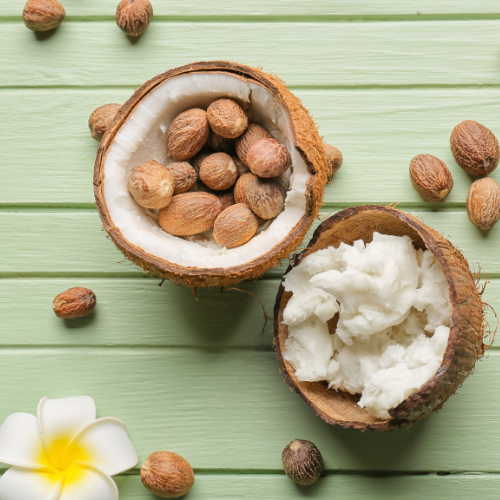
[207,99,248,139]
[23,0,65,32]
[167,109,210,161]
[158,192,223,236]
[213,190,235,211]
[213,204,259,248]
[166,161,197,194]
[323,143,343,176]
[200,153,238,191]
[409,154,454,202]
[207,130,235,155]
[234,172,255,204]
[245,175,285,219]
[189,149,213,175]
[116,0,153,37]
[141,451,194,499]
[53,287,96,320]
[247,138,291,178]
[88,103,122,141]
[128,161,175,209]
[282,440,323,486]
[233,156,249,177]
[467,177,500,230]
[235,124,271,165]
[450,120,499,176]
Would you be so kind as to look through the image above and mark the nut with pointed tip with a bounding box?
[207,99,248,139]
[214,203,259,248]
[207,130,235,154]
[282,440,323,486]
[89,103,122,141]
[167,108,210,161]
[467,177,500,230]
[247,138,291,178]
[159,192,223,236]
[128,161,175,209]
[235,123,271,166]
[450,120,499,176]
[53,287,96,320]
[245,175,285,219]
[323,143,343,176]
[166,161,197,194]
[116,0,153,37]
[409,154,454,202]
[23,0,65,32]
[141,451,194,498]
[200,153,238,191]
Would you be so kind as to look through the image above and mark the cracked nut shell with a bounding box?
[200,152,238,191]
[247,138,291,178]
[53,287,96,320]
[167,108,210,161]
[207,98,248,139]
[89,103,122,141]
[282,439,323,486]
[467,177,500,230]
[235,123,271,165]
[450,120,499,176]
[128,161,175,209]
[141,451,194,499]
[213,203,259,248]
[23,0,65,31]
[409,154,454,202]
[116,0,153,37]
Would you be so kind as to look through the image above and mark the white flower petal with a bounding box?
[38,396,96,470]
[0,466,61,500]
[56,463,118,500]
[63,418,138,476]
[0,413,52,470]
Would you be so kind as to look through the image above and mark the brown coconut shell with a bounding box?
[274,205,486,431]
[94,61,329,288]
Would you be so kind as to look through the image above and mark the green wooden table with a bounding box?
[1,1,500,498]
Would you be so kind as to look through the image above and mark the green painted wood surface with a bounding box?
[2,88,500,205]
[2,21,500,87]
[0,349,499,471]
[2,1,500,498]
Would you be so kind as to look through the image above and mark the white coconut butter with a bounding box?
[282,232,451,419]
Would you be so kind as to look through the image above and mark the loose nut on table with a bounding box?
[409,154,454,202]
[89,103,122,141]
[53,287,96,320]
[323,143,343,176]
[22,0,65,32]
[467,177,500,230]
[282,440,323,486]
[116,0,153,37]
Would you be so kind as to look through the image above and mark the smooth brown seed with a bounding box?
[450,120,499,176]
[128,161,175,209]
[467,177,500,230]
[247,138,291,178]
[22,0,65,31]
[167,109,210,161]
[409,154,454,202]
[88,103,122,141]
[166,161,198,194]
[53,287,96,320]
[207,99,248,139]
[235,123,271,165]
[200,153,238,191]
[213,204,259,248]
[116,0,153,37]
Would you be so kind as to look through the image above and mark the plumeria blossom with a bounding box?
[0,396,138,500]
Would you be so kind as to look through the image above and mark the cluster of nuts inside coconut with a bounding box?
[128,98,291,250]
[94,62,330,287]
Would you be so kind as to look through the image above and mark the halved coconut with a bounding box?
[274,205,486,430]
[94,61,329,287]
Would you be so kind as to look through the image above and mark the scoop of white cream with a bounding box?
[282,233,451,418]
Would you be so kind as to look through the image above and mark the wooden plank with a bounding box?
[2,21,500,87]
[0,277,497,347]
[0,210,498,276]
[113,475,500,500]
[2,88,500,205]
[2,0,500,18]
[0,278,276,348]
[0,348,499,471]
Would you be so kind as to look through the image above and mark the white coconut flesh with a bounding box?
[103,72,309,269]
[281,233,452,419]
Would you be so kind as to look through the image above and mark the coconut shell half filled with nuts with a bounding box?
[274,205,486,430]
[94,61,329,287]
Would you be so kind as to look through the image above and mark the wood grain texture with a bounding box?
[0,210,498,275]
[2,88,500,205]
[2,21,500,87]
[3,0,500,18]
[0,349,498,471]
[0,277,497,347]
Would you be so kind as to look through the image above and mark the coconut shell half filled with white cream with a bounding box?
[94,61,329,288]
[274,205,487,430]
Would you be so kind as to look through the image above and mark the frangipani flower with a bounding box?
[0,396,138,500]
